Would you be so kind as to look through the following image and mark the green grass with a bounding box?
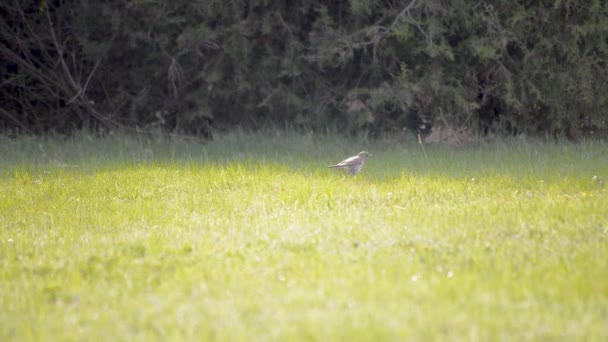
[1,131,607,341]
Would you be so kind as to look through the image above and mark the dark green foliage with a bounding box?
[1,0,607,138]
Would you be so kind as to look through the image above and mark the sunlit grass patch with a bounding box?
[1,131,607,340]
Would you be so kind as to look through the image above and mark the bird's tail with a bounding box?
[328,165,341,168]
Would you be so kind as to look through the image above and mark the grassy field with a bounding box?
[1,131,607,341]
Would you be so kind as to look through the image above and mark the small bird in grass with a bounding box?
[328,151,372,175]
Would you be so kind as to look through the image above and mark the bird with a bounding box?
[328,151,372,175]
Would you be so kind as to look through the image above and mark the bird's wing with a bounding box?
[336,155,361,167]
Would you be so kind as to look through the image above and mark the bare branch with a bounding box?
[67,33,116,105]
[45,3,79,91]
[388,0,419,30]
[66,55,102,104]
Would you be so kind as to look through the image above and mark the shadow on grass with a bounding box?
[1,130,607,185]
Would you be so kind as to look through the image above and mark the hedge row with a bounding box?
[2,0,607,138]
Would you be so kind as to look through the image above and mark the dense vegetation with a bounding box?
[2,0,608,138]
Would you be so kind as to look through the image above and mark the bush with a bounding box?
[1,0,607,138]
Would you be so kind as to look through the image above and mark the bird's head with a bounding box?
[358,151,372,159]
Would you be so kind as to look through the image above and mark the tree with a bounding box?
[2,0,607,138]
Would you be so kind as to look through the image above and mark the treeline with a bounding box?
[2,0,607,139]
